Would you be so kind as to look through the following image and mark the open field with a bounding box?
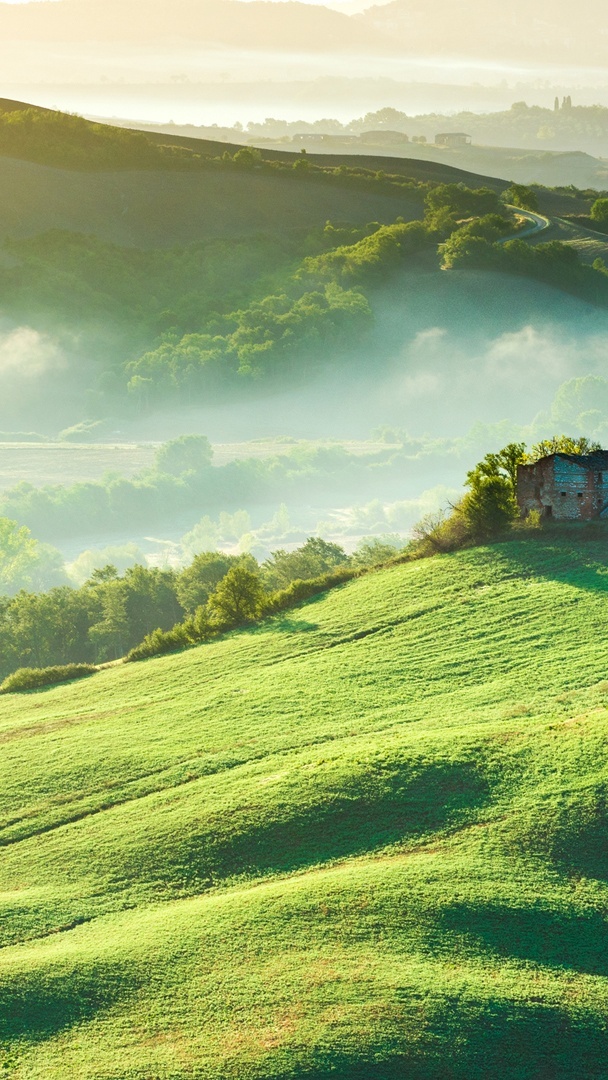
[1,532,608,1077]
[0,439,393,493]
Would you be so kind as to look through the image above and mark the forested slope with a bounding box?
[2,533,608,1077]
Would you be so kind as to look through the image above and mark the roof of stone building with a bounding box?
[557,451,608,469]
[520,451,608,470]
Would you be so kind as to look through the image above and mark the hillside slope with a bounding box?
[0,98,519,247]
[0,154,427,247]
[2,534,608,1077]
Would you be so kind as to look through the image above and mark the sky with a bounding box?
[1,0,607,124]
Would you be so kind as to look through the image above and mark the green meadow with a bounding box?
[1,531,608,1077]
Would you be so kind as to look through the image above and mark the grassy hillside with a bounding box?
[0,153,426,247]
[2,532,608,1077]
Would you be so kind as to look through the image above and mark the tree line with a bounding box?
[0,535,403,685]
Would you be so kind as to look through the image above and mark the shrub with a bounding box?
[0,664,97,693]
[126,625,196,662]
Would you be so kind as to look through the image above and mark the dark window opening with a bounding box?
[577,492,583,498]
[561,492,567,497]
[598,473,603,483]
[545,505,553,517]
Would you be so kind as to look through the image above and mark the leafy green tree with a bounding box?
[590,198,608,226]
[524,435,601,463]
[177,552,238,614]
[460,442,525,539]
[263,537,349,590]
[88,584,130,661]
[424,183,502,220]
[440,215,513,269]
[207,560,265,627]
[460,474,518,540]
[232,147,262,168]
[88,564,120,584]
[504,184,539,212]
[0,517,65,596]
[155,435,213,476]
[467,443,526,493]
[122,565,183,644]
[352,536,403,566]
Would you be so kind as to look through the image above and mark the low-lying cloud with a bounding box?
[0,327,65,380]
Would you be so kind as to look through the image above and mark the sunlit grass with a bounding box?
[2,534,608,1077]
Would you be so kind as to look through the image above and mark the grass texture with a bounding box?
[1,533,608,1077]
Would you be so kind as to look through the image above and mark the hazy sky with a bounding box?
[2,0,607,124]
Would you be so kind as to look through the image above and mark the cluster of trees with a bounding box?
[301,220,433,283]
[0,517,65,595]
[126,206,477,399]
[127,284,372,394]
[0,229,300,347]
[424,183,505,226]
[125,218,442,398]
[0,534,404,682]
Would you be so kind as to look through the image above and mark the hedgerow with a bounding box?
[0,663,97,694]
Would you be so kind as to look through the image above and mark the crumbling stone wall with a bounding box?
[517,454,608,521]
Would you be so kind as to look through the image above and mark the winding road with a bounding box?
[501,206,551,242]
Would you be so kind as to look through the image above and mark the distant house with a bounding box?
[435,132,472,148]
[517,452,608,521]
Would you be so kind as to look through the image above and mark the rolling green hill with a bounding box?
[0,153,427,248]
[2,532,608,1077]
[0,100,433,246]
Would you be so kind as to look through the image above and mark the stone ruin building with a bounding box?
[517,451,608,521]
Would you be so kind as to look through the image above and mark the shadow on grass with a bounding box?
[519,786,608,884]
[160,758,491,887]
[438,900,608,976]
[262,616,320,634]
[0,963,134,1042]
[495,531,608,595]
[273,998,608,1080]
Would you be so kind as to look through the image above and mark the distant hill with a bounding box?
[2,534,608,1076]
[0,0,604,64]
[0,0,378,50]
[359,0,606,64]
